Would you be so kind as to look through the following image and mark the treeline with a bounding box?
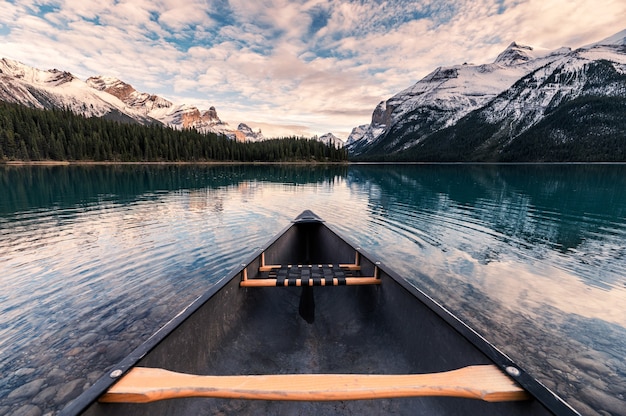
[497,96,626,162]
[0,102,347,162]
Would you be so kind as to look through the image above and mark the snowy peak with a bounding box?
[205,106,220,122]
[87,76,172,112]
[346,125,369,146]
[493,42,563,66]
[494,42,536,66]
[162,104,230,133]
[234,123,265,142]
[346,101,388,153]
[592,29,626,46]
[87,76,137,98]
[318,133,344,148]
[1,58,75,86]
[44,70,75,86]
[0,58,31,77]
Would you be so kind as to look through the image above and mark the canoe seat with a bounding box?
[241,264,380,287]
[99,365,530,404]
[240,250,380,288]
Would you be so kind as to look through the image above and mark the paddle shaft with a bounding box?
[100,365,530,404]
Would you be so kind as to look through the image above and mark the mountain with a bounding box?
[234,123,265,142]
[318,133,345,148]
[0,58,155,125]
[348,29,626,161]
[0,58,260,141]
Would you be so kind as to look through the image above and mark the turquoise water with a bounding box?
[1,164,625,415]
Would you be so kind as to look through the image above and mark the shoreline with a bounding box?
[1,160,350,166]
[3,160,626,166]
[3,160,72,166]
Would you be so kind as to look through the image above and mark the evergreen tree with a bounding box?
[0,102,347,162]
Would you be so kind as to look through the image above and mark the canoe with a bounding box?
[61,210,579,416]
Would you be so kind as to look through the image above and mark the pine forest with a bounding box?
[0,102,347,163]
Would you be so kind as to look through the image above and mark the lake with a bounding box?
[1,164,625,416]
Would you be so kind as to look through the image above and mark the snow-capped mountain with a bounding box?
[0,58,156,125]
[348,29,626,161]
[0,58,259,141]
[234,123,265,142]
[318,133,345,148]
[345,102,388,154]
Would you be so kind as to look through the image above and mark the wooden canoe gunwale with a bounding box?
[59,217,299,416]
[60,210,579,416]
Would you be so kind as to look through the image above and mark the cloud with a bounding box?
[1,0,625,138]
[157,3,215,31]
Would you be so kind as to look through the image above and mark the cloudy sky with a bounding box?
[1,0,624,139]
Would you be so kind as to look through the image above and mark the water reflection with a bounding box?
[345,164,626,416]
[348,164,626,290]
[0,164,348,216]
[1,164,625,416]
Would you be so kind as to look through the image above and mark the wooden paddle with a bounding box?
[100,365,530,403]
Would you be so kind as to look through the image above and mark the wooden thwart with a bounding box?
[259,264,362,272]
[240,276,380,287]
[241,250,379,287]
[100,365,530,404]
[257,252,362,271]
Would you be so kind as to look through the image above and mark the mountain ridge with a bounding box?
[0,58,265,142]
[0,57,345,148]
[348,29,626,161]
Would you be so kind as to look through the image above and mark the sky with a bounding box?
[1,0,625,139]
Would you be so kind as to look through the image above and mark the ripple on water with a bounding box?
[1,165,625,416]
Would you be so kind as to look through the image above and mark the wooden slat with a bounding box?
[246,262,377,287]
[259,264,282,272]
[259,264,361,273]
[240,277,381,287]
[338,264,361,271]
[100,365,530,404]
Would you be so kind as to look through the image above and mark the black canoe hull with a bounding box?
[61,211,578,416]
